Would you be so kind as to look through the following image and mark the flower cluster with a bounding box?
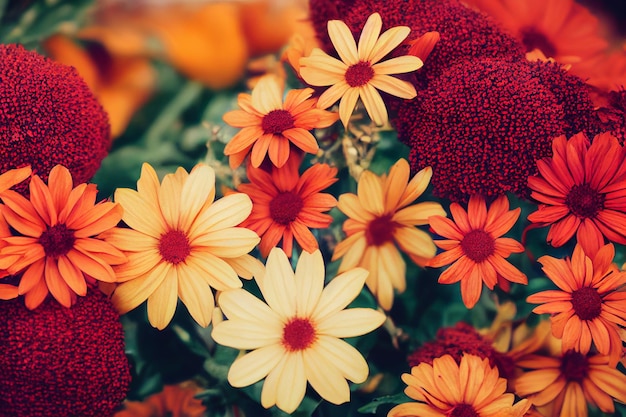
[2,0,626,416]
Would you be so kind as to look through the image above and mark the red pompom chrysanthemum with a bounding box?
[0,44,110,194]
[0,289,131,417]
[407,322,515,380]
[396,59,599,202]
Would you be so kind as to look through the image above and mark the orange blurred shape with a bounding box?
[239,0,304,57]
[77,1,302,90]
[43,34,156,139]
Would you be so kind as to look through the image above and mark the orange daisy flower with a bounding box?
[0,165,126,309]
[332,159,445,310]
[0,165,32,300]
[515,348,626,417]
[222,75,338,169]
[527,132,626,258]
[104,163,261,330]
[463,0,608,78]
[427,194,528,309]
[238,157,338,258]
[114,383,206,417]
[299,12,422,128]
[526,243,626,365]
[389,354,530,417]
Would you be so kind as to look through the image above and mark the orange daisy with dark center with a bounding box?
[389,354,530,417]
[238,159,338,257]
[428,194,527,309]
[262,109,295,134]
[223,76,338,168]
[527,243,626,365]
[515,348,626,415]
[269,192,304,225]
[571,286,602,320]
[39,224,76,258]
[461,0,609,80]
[0,165,125,310]
[560,350,588,382]
[459,229,494,263]
[564,183,605,219]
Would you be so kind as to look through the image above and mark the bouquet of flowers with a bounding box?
[0,0,626,416]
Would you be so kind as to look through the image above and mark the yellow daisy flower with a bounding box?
[212,248,386,414]
[299,12,422,127]
[103,163,261,330]
[332,159,445,310]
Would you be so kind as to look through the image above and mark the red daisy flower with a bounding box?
[528,131,626,257]
[238,157,338,257]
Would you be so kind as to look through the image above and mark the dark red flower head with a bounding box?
[396,59,599,203]
[308,0,524,89]
[0,290,131,417]
[0,44,110,194]
[408,322,515,380]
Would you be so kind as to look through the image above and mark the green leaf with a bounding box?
[358,392,411,414]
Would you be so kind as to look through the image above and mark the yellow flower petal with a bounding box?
[179,164,216,231]
[177,264,215,327]
[304,346,351,405]
[294,249,324,317]
[360,83,387,126]
[357,12,382,61]
[147,268,179,330]
[112,262,170,313]
[115,188,166,238]
[259,248,297,319]
[227,344,284,387]
[328,19,359,65]
[312,267,368,321]
[316,308,385,338]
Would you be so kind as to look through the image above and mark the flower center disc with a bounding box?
[39,224,75,258]
[571,286,602,320]
[449,403,479,417]
[365,214,397,246]
[345,61,374,87]
[269,192,303,225]
[159,230,191,264]
[460,229,495,263]
[282,317,316,351]
[565,183,605,219]
[262,109,295,134]
[519,27,557,58]
[560,350,589,382]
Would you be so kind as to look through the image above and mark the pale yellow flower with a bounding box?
[299,12,422,127]
[104,163,262,330]
[332,159,445,310]
[212,248,386,414]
